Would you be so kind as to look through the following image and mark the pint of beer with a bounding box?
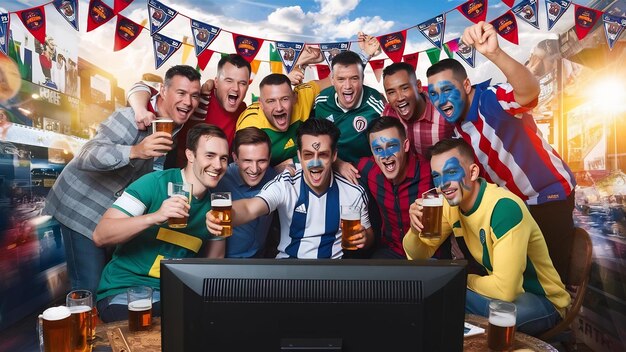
[421,188,443,238]
[211,192,232,238]
[66,289,94,352]
[41,306,73,352]
[340,205,361,250]
[152,118,174,135]
[487,300,517,351]
[127,286,153,332]
[168,182,192,228]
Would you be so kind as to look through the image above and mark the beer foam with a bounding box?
[489,313,516,327]
[154,119,174,123]
[43,306,71,321]
[129,299,152,311]
[211,199,232,207]
[423,196,443,206]
[341,212,360,221]
[69,305,91,314]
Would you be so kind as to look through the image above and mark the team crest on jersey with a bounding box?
[353,116,368,132]
[479,228,486,245]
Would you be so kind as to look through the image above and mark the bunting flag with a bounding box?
[574,5,603,40]
[0,12,9,56]
[87,0,115,32]
[232,34,264,63]
[196,48,214,70]
[53,0,79,31]
[502,0,515,7]
[152,33,181,69]
[457,0,488,24]
[16,7,46,45]
[320,42,350,66]
[512,0,540,30]
[491,11,519,45]
[603,14,626,50]
[443,42,454,58]
[418,14,446,49]
[148,0,178,36]
[545,0,571,31]
[190,19,220,56]
[249,59,261,84]
[402,52,419,70]
[181,36,191,63]
[114,0,134,14]
[453,38,477,67]
[269,43,283,73]
[114,15,142,51]
[377,30,407,63]
[276,41,304,74]
[369,59,385,82]
[426,48,442,65]
[315,64,330,80]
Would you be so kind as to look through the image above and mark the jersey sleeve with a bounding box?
[486,83,538,117]
[256,172,288,212]
[111,172,159,216]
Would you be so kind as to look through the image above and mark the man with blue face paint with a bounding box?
[356,116,449,259]
[207,119,374,259]
[425,21,576,282]
[403,138,570,336]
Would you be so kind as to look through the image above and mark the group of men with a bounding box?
[45,22,574,335]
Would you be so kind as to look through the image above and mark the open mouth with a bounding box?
[206,170,220,178]
[227,93,239,106]
[273,113,288,128]
[396,101,411,117]
[342,91,354,104]
[440,104,454,117]
[176,106,191,118]
[245,171,260,181]
[441,187,456,199]
[309,168,323,183]
[382,159,396,173]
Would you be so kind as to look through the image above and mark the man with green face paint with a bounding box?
[403,138,569,336]
[425,21,576,282]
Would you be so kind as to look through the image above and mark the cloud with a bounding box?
[266,6,312,34]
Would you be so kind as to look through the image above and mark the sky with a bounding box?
[3,0,593,99]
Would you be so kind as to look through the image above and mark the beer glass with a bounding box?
[420,188,443,238]
[168,182,192,228]
[211,192,232,238]
[40,306,73,352]
[487,300,517,351]
[66,290,94,352]
[127,286,153,332]
[152,118,174,135]
[340,205,361,250]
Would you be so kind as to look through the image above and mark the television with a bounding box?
[160,259,467,352]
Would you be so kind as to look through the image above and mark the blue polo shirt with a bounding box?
[214,163,277,258]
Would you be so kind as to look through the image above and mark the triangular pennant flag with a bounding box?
[574,5,603,40]
[320,42,351,66]
[315,64,330,80]
[443,42,454,59]
[402,53,419,70]
[603,14,626,50]
[426,48,442,65]
[249,59,261,84]
[251,93,259,103]
[17,6,46,44]
[512,0,540,30]
[152,33,181,69]
[87,0,115,32]
[269,43,283,73]
[545,0,571,31]
[418,15,446,49]
[457,0,488,24]
[502,0,515,7]
[232,33,264,63]
[491,10,519,45]
[276,41,305,74]
[453,38,477,68]
[190,19,220,56]
[369,59,385,82]
[377,30,407,63]
[196,48,214,71]
[148,0,178,36]
[445,39,459,53]
[53,0,79,31]
[114,0,134,14]
[0,12,9,56]
[114,15,142,51]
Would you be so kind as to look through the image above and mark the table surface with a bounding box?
[93,315,557,352]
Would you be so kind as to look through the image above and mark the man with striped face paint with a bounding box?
[404,138,569,336]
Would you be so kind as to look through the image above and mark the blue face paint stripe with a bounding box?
[306,159,323,169]
[371,137,401,159]
[427,80,466,123]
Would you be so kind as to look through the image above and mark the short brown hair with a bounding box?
[232,127,271,157]
[186,123,227,153]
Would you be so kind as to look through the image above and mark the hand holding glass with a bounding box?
[168,182,192,228]
[211,192,232,238]
[420,188,443,238]
[341,205,361,250]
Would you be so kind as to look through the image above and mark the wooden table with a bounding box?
[93,315,556,351]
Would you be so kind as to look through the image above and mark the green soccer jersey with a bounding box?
[313,85,385,163]
[237,82,320,166]
[97,168,213,301]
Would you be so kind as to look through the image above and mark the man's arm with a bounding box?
[287,46,331,90]
[126,82,155,130]
[461,21,539,106]
[403,199,452,259]
[206,197,270,236]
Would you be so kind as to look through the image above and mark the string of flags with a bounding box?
[1,0,625,77]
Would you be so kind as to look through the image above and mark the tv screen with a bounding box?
[161,259,467,352]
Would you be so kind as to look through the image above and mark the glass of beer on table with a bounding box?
[421,188,443,238]
[211,192,232,238]
[66,289,95,352]
[340,205,361,250]
[168,182,192,228]
[127,286,153,332]
[40,306,73,352]
[487,300,517,351]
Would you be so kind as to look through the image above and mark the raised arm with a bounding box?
[205,197,270,236]
[461,21,539,106]
[126,82,156,130]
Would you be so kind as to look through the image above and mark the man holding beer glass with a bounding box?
[403,138,570,336]
[92,124,229,322]
[207,119,374,258]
